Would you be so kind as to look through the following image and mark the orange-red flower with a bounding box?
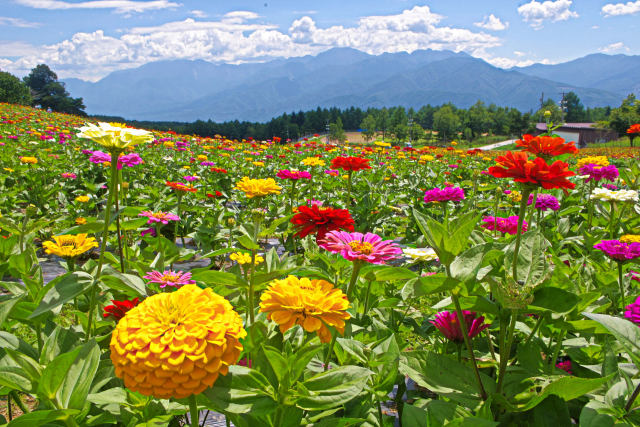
[331,156,371,171]
[488,151,576,194]
[628,124,640,135]
[291,205,355,240]
[166,181,197,192]
[515,134,578,157]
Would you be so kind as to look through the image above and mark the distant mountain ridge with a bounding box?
[62,48,639,122]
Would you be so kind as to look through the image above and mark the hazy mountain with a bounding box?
[515,53,640,97]
[62,48,631,122]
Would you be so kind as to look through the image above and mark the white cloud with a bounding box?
[13,0,180,14]
[3,5,502,80]
[474,14,509,31]
[484,55,553,68]
[0,16,40,27]
[598,41,629,52]
[0,41,40,56]
[513,50,525,57]
[602,1,640,16]
[517,0,578,29]
[190,9,206,18]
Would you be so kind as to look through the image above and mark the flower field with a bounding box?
[1,101,640,426]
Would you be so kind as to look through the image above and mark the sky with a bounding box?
[1,0,639,81]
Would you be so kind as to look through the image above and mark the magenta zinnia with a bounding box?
[481,216,528,235]
[423,187,465,203]
[430,310,489,343]
[143,270,195,289]
[594,240,640,261]
[625,296,640,326]
[139,211,180,225]
[319,231,402,264]
[276,169,312,180]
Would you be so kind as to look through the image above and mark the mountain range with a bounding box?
[63,48,640,123]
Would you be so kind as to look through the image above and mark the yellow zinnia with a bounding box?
[110,285,246,399]
[20,156,38,164]
[621,235,640,244]
[235,177,281,198]
[577,156,609,169]
[75,195,90,203]
[259,276,351,343]
[229,252,264,265]
[42,234,98,258]
[301,157,326,167]
[77,122,154,152]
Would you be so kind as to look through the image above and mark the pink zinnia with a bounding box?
[527,193,560,211]
[579,164,619,183]
[61,172,77,179]
[481,216,528,235]
[556,360,573,375]
[625,296,640,326]
[118,153,143,170]
[319,230,402,264]
[89,150,111,164]
[139,211,180,225]
[182,175,200,182]
[143,270,195,289]
[423,187,465,203]
[430,310,489,343]
[594,240,640,261]
[276,169,312,180]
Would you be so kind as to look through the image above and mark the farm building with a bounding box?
[535,123,618,147]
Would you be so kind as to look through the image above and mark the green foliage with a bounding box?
[0,71,32,105]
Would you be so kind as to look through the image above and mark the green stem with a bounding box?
[247,218,260,327]
[347,171,353,207]
[625,382,640,412]
[486,328,497,362]
[452,292,487,400]
[524,314,545,346]
[346,261,362,301]
[548,330,566,374]
[609,201,616,238]
[587,182,595,230]
[619,262,626,313]
[113,165,125,273]
[362,279,374,318]
[497,310,517,394]
[189,394,199,427]
[512,188,532,282]
[323,334,337,372]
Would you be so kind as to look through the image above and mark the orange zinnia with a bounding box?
[166,181,197,192]
[627,124,640,135]
[515,134,578,158]
[488,151,576,194]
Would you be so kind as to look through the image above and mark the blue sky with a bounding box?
[1,0,639,81]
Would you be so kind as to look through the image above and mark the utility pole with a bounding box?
[325,120,330,144]
[539,92,545,111]
[559,91,567,123]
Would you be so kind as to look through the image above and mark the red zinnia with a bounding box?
[290,205,355,240]
[515,134,578,157]
[207,191,223,198]
[166,181,197,192]
[103,298,140,320]
[488,151,576,194]
[331,156,371,171]
[211,167,228,174]
[628,124,640,135]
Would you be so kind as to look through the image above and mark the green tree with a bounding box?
[564,91,586,122]
[0,71,32,105]
[376,108,389,141]
[329,117,346,143]
[534,99,562,124]
[23,64,86,115]
[360,114,377,142]
[608,94,640,146]
[433,105,460,142]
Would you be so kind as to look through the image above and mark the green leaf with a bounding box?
[295,366,371,411]
[6,409,79,427]
[371,266,418,282]
[262,346,288,386]
[504,231,552,285]
[0,294,23,327]
[446,212,482,257]
[0,364,34,393]
[38,347,82,403]
[583,313,640,369]
[191,270,245,287]
[449,243,494,283]
[529,287,579,314]
[29,272,94,318]
[58,340,101,410]
[401,274,460,300]
[0,331,38,360]
[399,351,495,409]
[237,234,260,251]
[100,270,147,297]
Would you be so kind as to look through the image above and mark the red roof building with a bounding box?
[535,123,618,147]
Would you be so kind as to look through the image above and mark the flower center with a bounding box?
[160,273,181,282]
[59,237,79,248]
[348,241,374,255]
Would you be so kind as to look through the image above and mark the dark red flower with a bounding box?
[488,151,576,194]
[331,156,371,171]
[291,205,355,240]
[515,134,578,157]
[103,298,140,320]
[207,191,223,198]
[210,167,228,174]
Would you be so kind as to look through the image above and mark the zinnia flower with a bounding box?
[591,188,638,203]
[576,156,609,169]
[235,177,281,198]
[290,205,355,240]
[61,172,77,179]
[515,134,578,157]
[75,195,90,203]
[139,211,180,225]
[19,156,37,164]
[143,270,196,289]
[229,252,264,265]
[110,285,246,399]
[578,164,619,183]
[625,296,640,326]
[488,151,575,194]
[302,157,326,167]
[594,240,640,261]
[77,122,153,152]
[319,231,402,264]
[621,235,640,244]
[423,187,465,203]
[430,310,489,343]
[527,193,560,211]
[104,298,140,320]
[481,216,528,235]
[627,124,640,135]
[259,276,350,343]
[556,360,573,375]
[42,233,99,258]
[331,156,371,171]
[276,169,312,180]
[118,152,143,169]
[403,247,438,262]
[166,181,197,192]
